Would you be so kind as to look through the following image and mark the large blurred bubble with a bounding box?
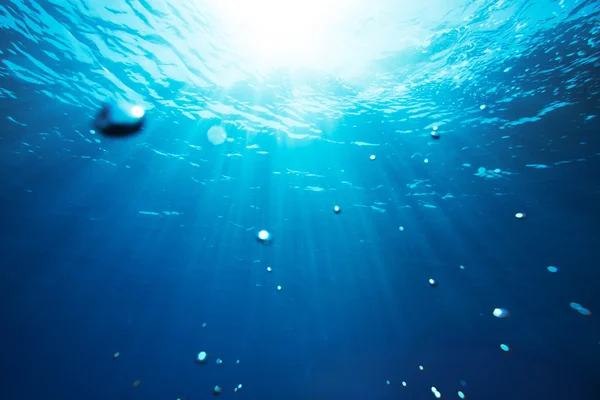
[207,125,227,145]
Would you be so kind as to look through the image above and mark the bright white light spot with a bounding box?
[258,230,270,240]
[480,104,486,110]
[370,154,376,160]
[424,158,429,163]
[209,0,363,72]
[131,105,145,118]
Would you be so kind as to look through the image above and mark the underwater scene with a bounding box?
[1,0,599,399]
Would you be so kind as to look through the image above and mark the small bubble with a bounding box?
[370,154,376,160]
[570,302,592,316]
[480,104,486,110]
[196,351,208,363]
[257,229,272,244]
[500,344,510,352]
[399,226,404,231]
[580,307,595,316]
[547,266,558,273]
[493,308,510,318]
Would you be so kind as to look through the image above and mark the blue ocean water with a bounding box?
[1,0,599,399]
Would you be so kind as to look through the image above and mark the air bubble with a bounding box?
[570,302,592,316]
[257,229,272,244]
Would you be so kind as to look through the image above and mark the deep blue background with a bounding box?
[1,4,600,400]
[1,97,599,399]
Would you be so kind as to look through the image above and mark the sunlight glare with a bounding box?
[210,0,359,71]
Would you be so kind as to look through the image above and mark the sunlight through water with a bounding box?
[207,0,444,75]
[0,0,599,399]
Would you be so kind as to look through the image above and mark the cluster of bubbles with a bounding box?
[112,347,244,396]
[384,365,470,399]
